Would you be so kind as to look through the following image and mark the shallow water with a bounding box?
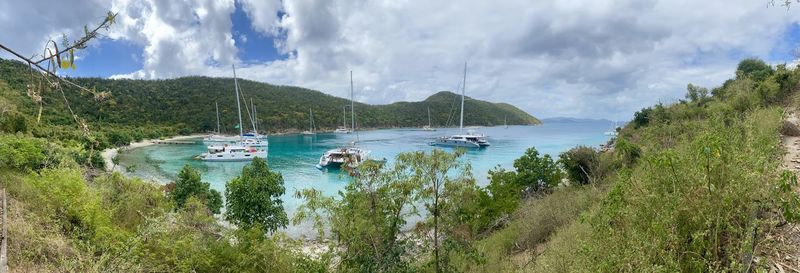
[117,121,613,237]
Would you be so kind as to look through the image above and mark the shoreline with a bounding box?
[101,134,207,172]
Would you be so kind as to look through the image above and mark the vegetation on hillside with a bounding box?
[446,58,800,272]
[0,58,539,137]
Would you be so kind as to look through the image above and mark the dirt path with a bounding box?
[769,108,800,272]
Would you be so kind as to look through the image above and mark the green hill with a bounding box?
[0,59,539,135]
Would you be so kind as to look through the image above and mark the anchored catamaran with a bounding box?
[198,65,267,161]
[430,62,490,148]
[318,71,370,169]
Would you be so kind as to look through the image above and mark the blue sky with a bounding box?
[61,2,285,78]
[3,0,800,120]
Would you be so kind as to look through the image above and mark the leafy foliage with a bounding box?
[0,59,540,138]
[513,147,562,195]
[558,145,599,185]
[294,160,417,272]
[168,164,222,214]
[225,157,288,233]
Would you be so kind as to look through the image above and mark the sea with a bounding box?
[116,120,614,237]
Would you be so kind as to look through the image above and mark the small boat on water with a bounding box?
[199,64,266,161]
[422,106,436,131]
[431,63,490,148]
[334,105,352,134]
[318,71,370,169]
[302,109,316,135]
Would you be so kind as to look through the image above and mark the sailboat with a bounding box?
[302,109,316,135]
[317,71,370,169]
[203,102,240,145]
[430,63,490,148]
[504,115,508,129]
[334,105,352,134]
[422,106,436,131]
[197,65,267,161]
[236,98,268,147]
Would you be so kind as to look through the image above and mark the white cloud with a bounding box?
[238,0,282,34]
[108,0,238,78]
[0,0,109,60]
[3,0,800,120]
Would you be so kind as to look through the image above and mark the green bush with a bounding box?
[167,164,222,214]
[513,147,562,195]
[225,157,287,233]
[0,135,46,170]
[558,146,599,185]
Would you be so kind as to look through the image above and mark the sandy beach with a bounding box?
[101,134,206,172]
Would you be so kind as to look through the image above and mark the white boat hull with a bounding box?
[430,138,480,148]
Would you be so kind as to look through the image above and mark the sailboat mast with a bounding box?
[251,98,257,134]
[215,101,220,134]
[233,64,244,140]
[309,109,313,132]
[350,71,355,133]
[460,62,466,133]
[428,106,432,127]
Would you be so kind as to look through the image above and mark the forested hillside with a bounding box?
[0,59,539,135]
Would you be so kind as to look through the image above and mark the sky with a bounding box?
[2,0,800,121]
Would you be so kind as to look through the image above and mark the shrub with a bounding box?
[0,135,46,170]
[736,58,773,81]
[614,137,641,166]
[513,147,561,195]
[558,146,599,185]
[225,157,287,233]
[167,164,222,214]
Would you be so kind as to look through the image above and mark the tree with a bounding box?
[559,146,599,185]
[294,160,417,272]
[396,149,480,273]
[685,83,709,104]
[736,58,773,81]
[225,157,287,233]
[632,107,652,128]
[168,164,222,214]
[513,147,562,195]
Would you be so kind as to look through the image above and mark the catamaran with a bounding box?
[302,109,316,135]
[198,65,267,161]
[430,63,490,148]
[422,106,436,131]
[318,71,370,169]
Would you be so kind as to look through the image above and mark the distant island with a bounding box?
[0,59,540,136]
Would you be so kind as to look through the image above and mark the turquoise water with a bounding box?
[117,121,613,237]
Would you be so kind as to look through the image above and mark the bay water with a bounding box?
[117,120,614,237]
